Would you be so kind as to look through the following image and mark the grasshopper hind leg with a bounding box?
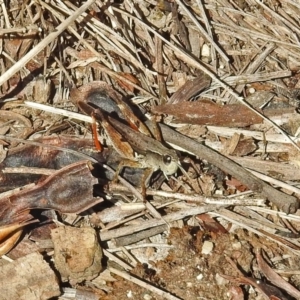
[112,159,145,182]
[112,160,153,203]
[140,168,153,203]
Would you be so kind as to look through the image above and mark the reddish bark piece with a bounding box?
[226,177,249,192]
[51,226,102,284]
[196,214,228,234]
[227,286,244,300]
[168,75,211,104]
[116,72,140,93]
[29,160,101,213]
[0,252,60,300]
[0,161,101,255]
[230,138,257,156]
[256,249,300,299]
[152,101,263,127]
[0,161,102,223]
[0,136,109,192]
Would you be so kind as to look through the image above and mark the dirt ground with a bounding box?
[97,226,300,300]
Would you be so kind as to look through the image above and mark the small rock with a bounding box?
[201,241,214,255]
[196,274,203,281]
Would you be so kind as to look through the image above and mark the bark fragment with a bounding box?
[0,252,60,300]
[51,226,103,284]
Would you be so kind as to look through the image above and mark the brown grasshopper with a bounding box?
[73,81,179,187]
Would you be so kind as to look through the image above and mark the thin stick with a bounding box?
[0,0,96,87]
[247,169,300,196]
[109,267,182,300]
[24,101,92,123]
[2,167,55,175]
[107,243,174,253]
[1,1,11,28]
[207,126,300,144]
[100,205,223,241]
[0,25,40,35]
[103,250,133,271]
[212,21,300,48]
[147,190,265,206]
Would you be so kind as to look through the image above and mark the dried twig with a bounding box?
[100,205,225,241]
[109,267,182,300]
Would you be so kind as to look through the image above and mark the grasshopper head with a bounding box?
[160,152,179,175]
[143,150,179,176]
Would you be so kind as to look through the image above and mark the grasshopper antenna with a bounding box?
[178,162,192,182]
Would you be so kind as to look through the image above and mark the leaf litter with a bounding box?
[1,1,300,299]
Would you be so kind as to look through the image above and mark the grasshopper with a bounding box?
[74,81,179,185]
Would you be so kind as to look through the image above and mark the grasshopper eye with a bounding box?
[163,155,172,165]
